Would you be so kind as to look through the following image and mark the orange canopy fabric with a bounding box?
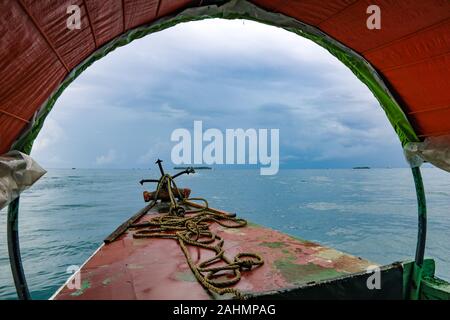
[1,0,449,155]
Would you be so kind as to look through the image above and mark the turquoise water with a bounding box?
[1,168,449,300]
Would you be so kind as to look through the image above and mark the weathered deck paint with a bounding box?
[53,204,376,300]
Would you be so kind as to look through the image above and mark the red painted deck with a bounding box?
[52,204,375,300]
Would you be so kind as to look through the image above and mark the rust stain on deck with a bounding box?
[274,259,345,284]
[259,241,287,249]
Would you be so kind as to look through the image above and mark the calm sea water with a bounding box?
[1,168,449,299]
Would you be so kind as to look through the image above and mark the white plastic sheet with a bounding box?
[404,134,450,172]
[0,151,46,211]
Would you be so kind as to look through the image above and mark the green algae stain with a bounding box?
[70,280,91,296]
[102,278,112,286]
[174,271,196,282]
[274,259,345,285]
[246,221,261,228]
[287,234,309,244]
[259,241,287,249]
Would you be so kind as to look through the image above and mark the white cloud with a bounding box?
[33,18,405,169]
[95,149,117,165]
[138,142,170,164]
[32,118,65,154]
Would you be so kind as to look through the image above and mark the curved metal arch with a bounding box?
[409,167,427,299]
[7,197,31,300]
[6,0,426,299]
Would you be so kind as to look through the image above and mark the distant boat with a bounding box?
[352,166,370,169]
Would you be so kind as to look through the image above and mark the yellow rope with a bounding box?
[130,174,264,299]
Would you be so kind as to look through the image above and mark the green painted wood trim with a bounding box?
[421,276,450,300]
[402,259,433,300]
[407,167,428,299]
[403,259,450,300]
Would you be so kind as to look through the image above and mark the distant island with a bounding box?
[352,166,370,169]
[174,166,212,170]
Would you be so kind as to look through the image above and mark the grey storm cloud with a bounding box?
[31,19,405,169]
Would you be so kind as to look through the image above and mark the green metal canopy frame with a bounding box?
[7,0,433,300]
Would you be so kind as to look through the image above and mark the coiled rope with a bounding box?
[130,174,264,299]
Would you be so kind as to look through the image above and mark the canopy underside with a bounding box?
[1,0,449,169]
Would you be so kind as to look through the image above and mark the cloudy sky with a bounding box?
[31,19,407,169]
